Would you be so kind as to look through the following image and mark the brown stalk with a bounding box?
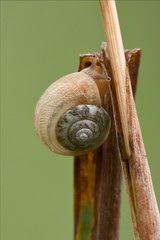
[99,0,160,239]
[74,48,140,240]
[74,52,123,240]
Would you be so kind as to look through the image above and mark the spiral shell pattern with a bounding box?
[56,104,111,154]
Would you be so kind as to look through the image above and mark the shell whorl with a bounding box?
[56,105,111,155]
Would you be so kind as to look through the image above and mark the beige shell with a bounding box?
[34,72,102,155]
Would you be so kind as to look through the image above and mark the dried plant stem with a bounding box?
[99,0,130,156]
[99,0,160,239]
[74,53,123,240]
[74,48,141,240]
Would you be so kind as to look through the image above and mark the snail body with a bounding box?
[34,56,111,156]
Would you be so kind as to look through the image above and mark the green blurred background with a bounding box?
[1,1,160,239]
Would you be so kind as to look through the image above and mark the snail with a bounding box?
[34,55,111,156]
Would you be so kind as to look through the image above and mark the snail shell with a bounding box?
[34,57,111,156]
